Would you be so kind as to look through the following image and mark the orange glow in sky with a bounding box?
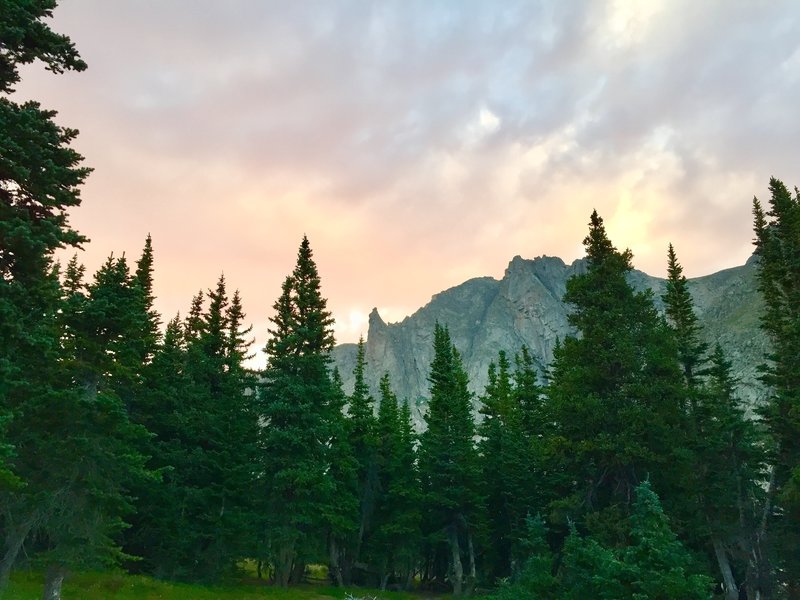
[17,1,800,366]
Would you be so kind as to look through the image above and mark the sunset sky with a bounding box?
[17,1,800,363]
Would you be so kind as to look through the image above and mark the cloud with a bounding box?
[15,0,800,364]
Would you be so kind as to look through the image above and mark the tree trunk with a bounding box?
[447,522,463,597]
[713,537,739,600]
[289,558,305,584]
[377,554,389,591]
[328,536,344,587]
[0,517,34,590]
[404,565,414,591]
[275,542,295,588]
[747,467,776,600]
[341,552,353,586]
[355,461,378,566]
[41,564,66,600]
[465,529,477,597]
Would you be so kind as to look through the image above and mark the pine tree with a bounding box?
[371,374,421,590]
[512,346,543,440]
[621,481,713,599]
[122,315,189,575]
[488,515,558,600]
[323,368,359,587]
[560,524,628,600]
[479,351,516,580]
[545,211,691,540]
[559,482,713,600]
[346,337,378,580]
[663,243,708,389]
[510,346,551,543]
[185,290,205,339]
[418,323,480,597]
[0,0,86,95]
[662,245,765,599]
[702,345,766,599]
[46,255,150,584]
[0,255,151,596]
[126,277,259,582]
[479,348,550,582]
[132,234,161,364]
[752,177,800,595]
[260,236,338,587]
[0,6,90,594]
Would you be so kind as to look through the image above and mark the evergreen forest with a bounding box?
[2,4,800,600]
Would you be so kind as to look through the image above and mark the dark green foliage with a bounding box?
[0,7,91,575]
[0,98,90,280]
[41,255,150,563]
[488,515,559,600]
[478,354,514,580]
[690,345,766,598]
[545,211,691,538]
[346,337,379,581]
[126,276,259,582]
[132,234,161,364]
[0,413,16,490]
[370,374,421,589]
[662,246,766,598]
[259,236,339,587]
[479,350,545,581]
[1,255,150,592]
[620,481,713,599]
[560,525,629,600]
[752,177,800,592]
[0,0,86,94]
[512,346,543,440]
[323,368,359,587]
[121,315,187,572]
[420,324,479,522]
[663,243,708,388]
[491,484,712,599]
[184,278,259,580]
[418,323,479,596]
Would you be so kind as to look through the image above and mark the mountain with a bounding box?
[331,254,768,427]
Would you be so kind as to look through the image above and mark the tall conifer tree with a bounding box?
[479,351,516,580]
[133,234,160,363]
[346,337,378,578]
[752,178,800,594]
[323,368,359,587]
[419,323,479,597]
[260,236,338,587]
[0,6,89,593]
[371,374,421,589]
[126,277,258,582]
[663,243,708,389]
[1,255,151,597]
[545,211,690,540]
[662,245,765,599]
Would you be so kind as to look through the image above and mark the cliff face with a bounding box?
[332,255,768,425]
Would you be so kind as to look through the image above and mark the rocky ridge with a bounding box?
[331,255,768,427]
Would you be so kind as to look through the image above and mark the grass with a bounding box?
[2,570,439,600]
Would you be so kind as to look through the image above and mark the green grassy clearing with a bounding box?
[2,570,444,600]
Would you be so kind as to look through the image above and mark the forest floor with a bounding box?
[2,570,469,600]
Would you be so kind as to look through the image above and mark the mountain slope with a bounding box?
[332,255,767,425]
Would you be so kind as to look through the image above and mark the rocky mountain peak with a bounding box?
[368,307,386,330]
[333,255,767,428]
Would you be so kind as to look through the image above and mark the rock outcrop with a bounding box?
[332,254,768,426]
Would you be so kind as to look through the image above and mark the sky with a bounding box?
[16,0,800,363]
